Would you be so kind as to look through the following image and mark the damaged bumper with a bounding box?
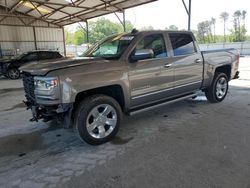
[24,101,73,123]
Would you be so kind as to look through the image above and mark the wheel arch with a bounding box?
[73,85,127,115]
[215,64,231,80]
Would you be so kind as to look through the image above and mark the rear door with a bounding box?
[129,33,174,107]
[168,33,203,94]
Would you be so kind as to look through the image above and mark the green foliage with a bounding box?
[73,30,85,45]
[65,30,74,45]
[197,10,248,44]
[65,18,134,45]
[231,10,247,42]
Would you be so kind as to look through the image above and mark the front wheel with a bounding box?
[7,68,20,79]
[205,72,229,103]
[74,95,122,145]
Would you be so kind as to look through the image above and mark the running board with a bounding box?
[129,93,197,116]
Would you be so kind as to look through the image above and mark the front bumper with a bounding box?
[24,102,73,122]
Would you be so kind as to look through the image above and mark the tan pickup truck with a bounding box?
[20,30,240,145]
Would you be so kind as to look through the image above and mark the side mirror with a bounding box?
[131,49,154,62]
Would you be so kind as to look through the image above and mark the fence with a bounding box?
[199,42,250,55]
[66,45,88,57]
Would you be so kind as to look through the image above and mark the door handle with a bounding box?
[195,59,202,63]
[164,63,172,68]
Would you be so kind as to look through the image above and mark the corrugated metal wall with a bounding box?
[0,9,65,57]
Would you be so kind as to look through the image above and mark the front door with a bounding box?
[129,34,174,107]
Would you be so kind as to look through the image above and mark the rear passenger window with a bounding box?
[169,33,196,56]
[136,34,168,58]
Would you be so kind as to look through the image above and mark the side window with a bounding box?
[169,33,196,56]
[53,52,62,58]
[136,34,168,58]
[22,53,38,62]
[39,52,50,60]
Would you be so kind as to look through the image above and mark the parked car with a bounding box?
[0,50,63,79]
[20,30,240,145]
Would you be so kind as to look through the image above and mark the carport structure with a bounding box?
[0,0,157,56]
[0,0,192,57]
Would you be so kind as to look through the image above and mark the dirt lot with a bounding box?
[0,57,249,188]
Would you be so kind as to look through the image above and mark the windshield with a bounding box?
[83,34,135,60]
[15,53,27,60]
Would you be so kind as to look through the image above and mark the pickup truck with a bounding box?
[20,30,240,145]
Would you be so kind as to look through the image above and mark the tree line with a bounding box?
[65,18,180,45]
[196,10,248,43]
[65,18,133,45]
[65,10,249,45]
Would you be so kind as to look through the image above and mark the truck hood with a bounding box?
[20,57,111,75]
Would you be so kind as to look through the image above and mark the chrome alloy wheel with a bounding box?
[216,77,228,99]
[86,104,117,139]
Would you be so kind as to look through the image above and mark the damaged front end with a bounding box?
[22,73,73,127]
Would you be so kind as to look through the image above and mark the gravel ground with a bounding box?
[0,57,249,188]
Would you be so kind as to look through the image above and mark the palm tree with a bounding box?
[220,12,229,42]
[211,17,216,42]
[234,10,242,41]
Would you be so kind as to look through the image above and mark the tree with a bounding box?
[197,21,212,43]
[231,10,247,42]
[210,17,216,42]
[220,12,229,42]
[65,30,74,45]
[65,18,135,45]
[73,29,85,45]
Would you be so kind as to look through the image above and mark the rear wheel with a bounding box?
[7,68,20,79]
[74,94,122,145]
[205,72,229,103]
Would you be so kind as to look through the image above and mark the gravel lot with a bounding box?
[0,57,249,188]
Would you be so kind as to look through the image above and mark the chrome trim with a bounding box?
[174,81,201,89]
[131,81,201,100]
[130,93,197,115]
[132,87,174,100]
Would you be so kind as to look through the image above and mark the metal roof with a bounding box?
[0,0,157,27]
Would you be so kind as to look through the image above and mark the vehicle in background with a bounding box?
[20,30,240,145]
[0,50,63,79]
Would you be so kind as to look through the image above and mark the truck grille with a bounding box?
[23,73,35,104]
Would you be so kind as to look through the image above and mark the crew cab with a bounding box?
[20,30,240,145]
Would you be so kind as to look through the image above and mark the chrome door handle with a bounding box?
[195,59,202,63]
[164,64,172,68]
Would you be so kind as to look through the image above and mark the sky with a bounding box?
[67,0,250,35]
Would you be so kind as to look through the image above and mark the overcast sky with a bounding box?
[68,0,249,35]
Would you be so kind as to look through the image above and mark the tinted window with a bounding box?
[39,52,62,60]
[22,53,38,62]
[136,34,167,58]
[39,52,51,60]
[169,33,196,56]
[53,52,62,58]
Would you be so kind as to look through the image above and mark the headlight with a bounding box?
[34,76,59,91]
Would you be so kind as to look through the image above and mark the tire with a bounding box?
[205,72,229,103]
[7,68,20,79]
[74,94,122,145]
